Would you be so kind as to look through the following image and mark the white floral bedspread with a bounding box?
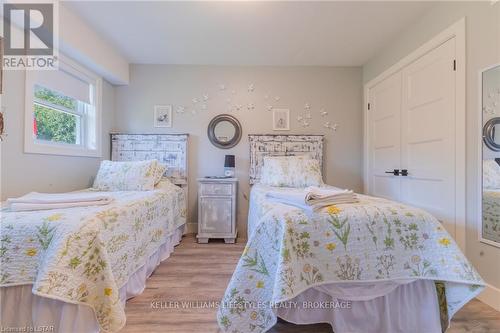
[483,189,500,243]
[0,181,186,332]
[217,184,484,332]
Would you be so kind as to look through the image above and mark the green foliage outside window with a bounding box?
[34,104,78,144]
[33,86,79,144]
[34,86,77,110]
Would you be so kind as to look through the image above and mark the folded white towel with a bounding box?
[7,192,114,212]
[266,187,358,213]
[304,186,356,205]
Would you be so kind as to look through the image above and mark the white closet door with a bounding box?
[400,38,456,237]
[367,71,402,201]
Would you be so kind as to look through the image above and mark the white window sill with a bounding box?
[24,141,102,158]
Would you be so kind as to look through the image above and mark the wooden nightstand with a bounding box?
[197,178,238,244]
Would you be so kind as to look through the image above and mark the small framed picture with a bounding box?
[154,105,172,128]
[272,108,290,131]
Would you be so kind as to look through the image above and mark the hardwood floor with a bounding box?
[122,234,500,333]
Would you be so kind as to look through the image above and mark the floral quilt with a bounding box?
[218,185,484,333]
[0,181,186,332]
[483,189,500,243]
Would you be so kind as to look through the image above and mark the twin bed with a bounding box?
[1,134,188,332]
[218,135,484,333]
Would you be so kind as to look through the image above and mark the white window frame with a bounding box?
[24,55,103,158]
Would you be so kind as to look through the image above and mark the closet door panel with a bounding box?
[400,38,456,236]
[368,71,402,201]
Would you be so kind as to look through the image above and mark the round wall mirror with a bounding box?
[207,114,242,149]
[483,117,500,151]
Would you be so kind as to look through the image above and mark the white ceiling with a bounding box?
[64,1,434,66]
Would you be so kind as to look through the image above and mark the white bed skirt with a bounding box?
[0,224,185,333]
[276,279,442,333]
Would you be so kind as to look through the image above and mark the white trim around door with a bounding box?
[363,18,466,251]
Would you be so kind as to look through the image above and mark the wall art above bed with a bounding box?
[248,134,324,184]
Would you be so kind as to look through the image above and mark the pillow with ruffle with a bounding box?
[93,160,159,191]
[154,162,168,185]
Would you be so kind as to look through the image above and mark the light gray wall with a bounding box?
[363,1,500,292]
[0,69,116,199]
[114,65,363,237]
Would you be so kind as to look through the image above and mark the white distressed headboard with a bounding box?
[248,134,324,184]
[110,133,189,186]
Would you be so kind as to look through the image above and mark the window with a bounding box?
[25,56,102,157]
[34,85,82,145]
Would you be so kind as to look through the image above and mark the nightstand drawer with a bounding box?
[200,183,233,196]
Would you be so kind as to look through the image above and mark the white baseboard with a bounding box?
[477,283,500,311]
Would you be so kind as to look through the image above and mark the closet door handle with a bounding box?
[385,169,400,176]
[401,169,408,176]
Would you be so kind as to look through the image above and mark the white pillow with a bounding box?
[483,160,500,189]
[259,155,323,187]
[93,160,159,191]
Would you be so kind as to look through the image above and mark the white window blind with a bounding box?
[30,65,92,104]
